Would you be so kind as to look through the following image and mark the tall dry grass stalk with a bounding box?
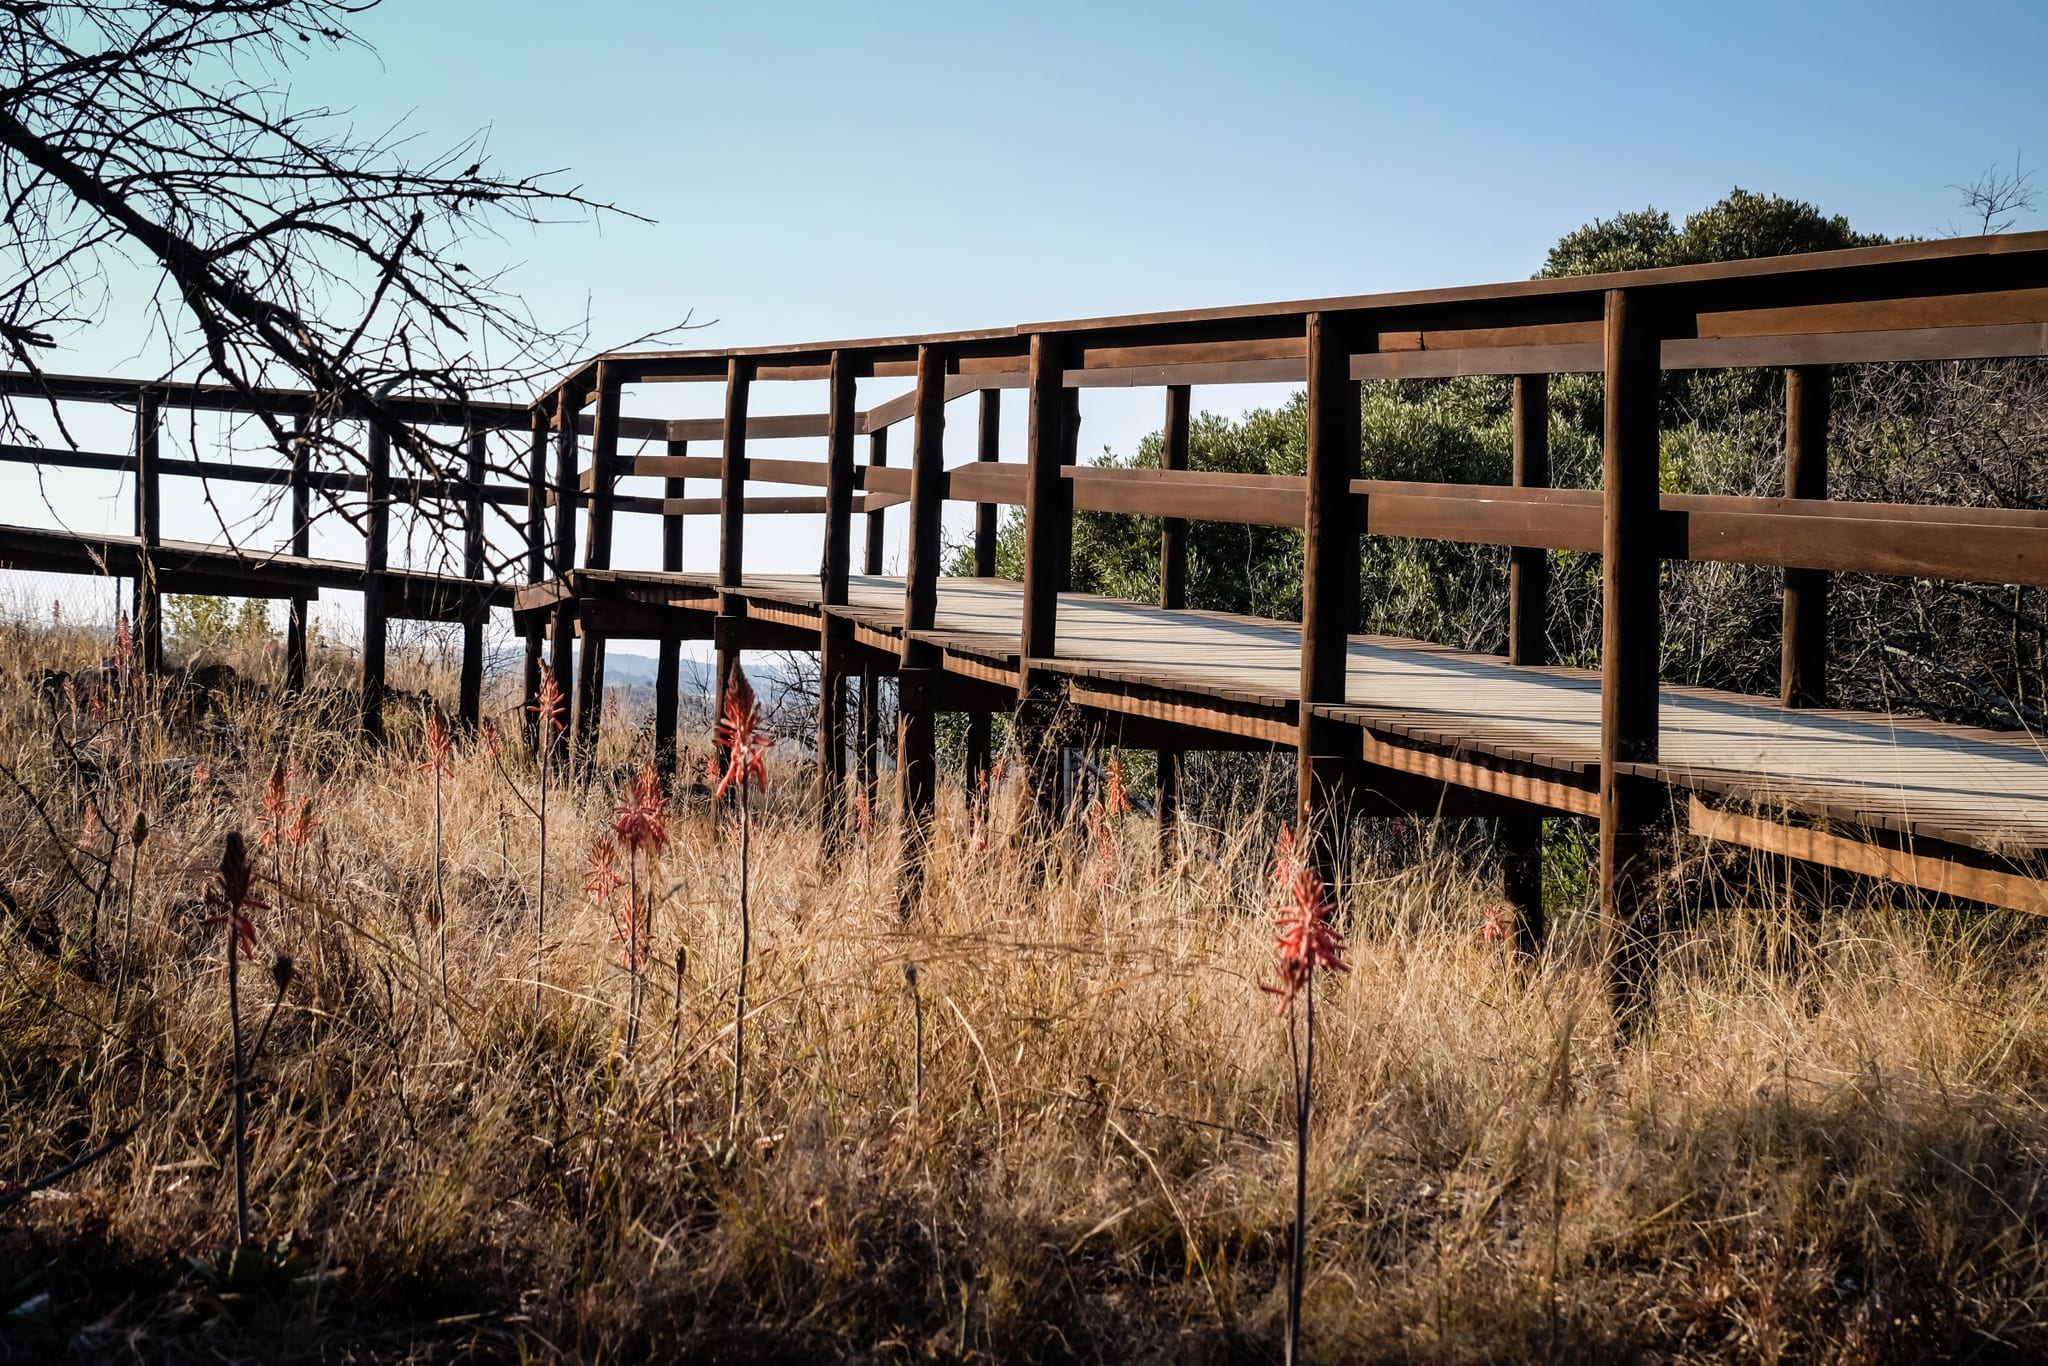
[7,617,2048,1358]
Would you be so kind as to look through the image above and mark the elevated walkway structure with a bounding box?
[12,230,2048,994]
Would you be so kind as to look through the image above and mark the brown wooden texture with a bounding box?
[361,413,393,744]
[1781,365,1830,708]
[460,428,487,730]
[975,388,1001,576]
[287,413,312,695]
[1298,311,1363,847]
[132,387,162,675]
[1508,374,1550,668]
[1157,383,1191,865]
[1600,287,1665,1017]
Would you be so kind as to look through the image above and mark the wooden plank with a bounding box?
[574,361,623,757]
[548,384,580,759]
[1020,334,1072,683]
[362,413,393,744]
[132,388,162,675]
[974,388,1000,577]
[623,454,724,480]
[823,351,859,608]
[1781,366,1829,708]
[1688,796,2048,918]
[718,358,752,597]
[288,414,313,695]
[901,345,948,650]
[0,368,535,428]
[655,440,686,786]
[460,428,486,729]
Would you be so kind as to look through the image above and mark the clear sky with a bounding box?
[9,0,2047,644]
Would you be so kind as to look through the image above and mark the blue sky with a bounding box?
[10,0,2046,638]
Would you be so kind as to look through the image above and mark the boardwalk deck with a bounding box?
[15,231,2048,954]
[519,569,2048,870]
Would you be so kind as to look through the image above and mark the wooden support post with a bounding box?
[286,414,310,695]
[459,428,487,731]
[360,415,392,744]
[1157,383,1190,866]
[132,388,163,676]
[1600,288,1666,1021]
[1018,334,1074,840]
[896,343,948,915]
[819,350,859,845]
[1503,374,1550,951]
[1780,365,1830,709]
[1509,374,1551,669]
[714,357,753,741]
[859,427,888,805]
[572,361,622,761]
[964,387,1001,797]
[974,388,1000,576]
[1297,313,1362,880]
[654,438,686,789]
[521,413,548,749]
[547,386,580,763]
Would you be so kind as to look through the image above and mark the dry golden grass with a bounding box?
[5,619,2048,1362]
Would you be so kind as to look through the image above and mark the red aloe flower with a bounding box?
[258,756,289,848]
[112,614,134,673]
[529,672,567,735]
[482,718,505,761]
[583,837,623,907]
[285,795,320,849]
[1480,904,1512,943]
[1103,756,1132,817]
[1266,824,1346,1013]
[712,667,771,799]
[852,791,873,840]
[420,707,453,777]
[988,755,1007,785]
[613,760,668,854]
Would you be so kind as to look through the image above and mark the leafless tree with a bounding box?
[1,0,675,566]
[1950,153,2039,235]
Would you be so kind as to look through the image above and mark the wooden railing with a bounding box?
[0,374,533,735]
[534,230,2048,963]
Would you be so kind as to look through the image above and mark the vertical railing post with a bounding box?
[1502,373,1551,953]
[521,411,548,749]
[286,413,311,695]
[572,361,622,760]
[1297,312,1362,881]
[858,427,888,806]
[714,357,753,737]
[1018,334,1074,839]
[1156,383,1191,867]
[459,427,487,731]
[818,349,859,848]
[964,387,1001,791]
[133,388,163,677]
[896,343,948,915]
[1599,288,1665,1021]
[1780,365,1830,709]
[654,438,686,789]
[360,414,392,744]
[547,385,581,763]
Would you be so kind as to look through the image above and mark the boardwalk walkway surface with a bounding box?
[524,568,2048,870]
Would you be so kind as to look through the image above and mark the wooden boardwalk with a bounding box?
[16,231,2048,985]
[524,569,2048,871]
